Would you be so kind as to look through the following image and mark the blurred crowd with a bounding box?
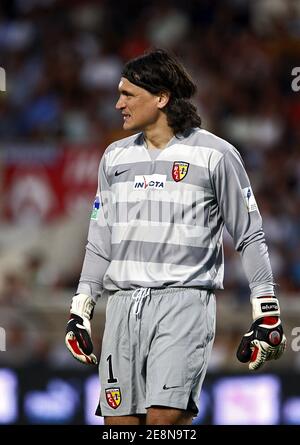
[0,0,300,369]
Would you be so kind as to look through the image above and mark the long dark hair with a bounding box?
[122,49,201,135]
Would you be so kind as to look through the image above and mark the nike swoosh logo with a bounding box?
[163,384,180,390]
[115,169,129,177]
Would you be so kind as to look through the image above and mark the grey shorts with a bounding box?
[96,287,216,417]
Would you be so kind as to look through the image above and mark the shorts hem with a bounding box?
[96,405,147,417]
[146,396,190,412]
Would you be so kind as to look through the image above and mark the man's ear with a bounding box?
[157,91,170,109]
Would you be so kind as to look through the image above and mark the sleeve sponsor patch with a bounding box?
[242,187,258,212]
[91,195,101,220]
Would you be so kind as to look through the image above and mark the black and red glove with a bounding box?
[237,297,286,371]
[65,293,98,365]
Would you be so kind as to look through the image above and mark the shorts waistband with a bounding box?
[113,286,211,298]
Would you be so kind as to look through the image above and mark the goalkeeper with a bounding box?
[65,49,286,425]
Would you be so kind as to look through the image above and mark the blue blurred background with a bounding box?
[0,0,300,425]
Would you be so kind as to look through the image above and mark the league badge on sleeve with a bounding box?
[242,187,258,213]
[91,195,101,220]
[172,161,189,182]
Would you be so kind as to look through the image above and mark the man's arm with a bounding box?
[212,147,286,370]
[212,148,274,297]
[77,154,112,301]
[65,153,112,364]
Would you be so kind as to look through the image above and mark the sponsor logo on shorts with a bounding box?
[172,161,189,182]
[163,384,181,390]
[105,387,122,409]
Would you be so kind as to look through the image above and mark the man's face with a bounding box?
[116,77,162,131]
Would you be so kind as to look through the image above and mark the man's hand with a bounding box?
[236,297,286,370]
[65,293,98,365]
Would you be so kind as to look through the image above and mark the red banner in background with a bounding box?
[2,143,104,223]
[61,145,102,217]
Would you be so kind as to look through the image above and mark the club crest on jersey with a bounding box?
[105,387,122,409]
[172,161,189,182]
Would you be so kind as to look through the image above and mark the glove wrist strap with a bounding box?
[71,293,95,320]
[252,297,280,321]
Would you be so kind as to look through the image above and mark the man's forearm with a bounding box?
[76,245,110,301]
[240,237,275,298]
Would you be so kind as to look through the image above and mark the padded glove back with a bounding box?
[65,294,98,365]
[236,297,286,370]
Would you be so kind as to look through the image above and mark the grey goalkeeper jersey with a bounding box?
[77,128,275,300]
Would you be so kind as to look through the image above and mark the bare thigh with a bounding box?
[104,415,146,425]
[146,406,193,425]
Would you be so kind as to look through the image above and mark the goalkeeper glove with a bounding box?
[236,296,286,371]
[65,293,98,365]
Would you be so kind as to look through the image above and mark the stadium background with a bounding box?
[0,0,299,425]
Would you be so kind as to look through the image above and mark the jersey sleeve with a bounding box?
[212,148,275,298]
[76,153,112,302]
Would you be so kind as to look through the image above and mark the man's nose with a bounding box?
[116,96,125,109]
